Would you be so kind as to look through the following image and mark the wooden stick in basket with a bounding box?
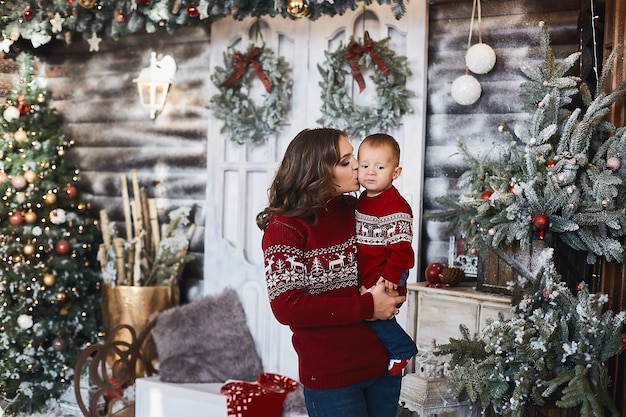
[120,174,133,241]
[148,199,160,255]
[112,237,127,286]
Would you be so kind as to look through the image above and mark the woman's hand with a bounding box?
[370,277,405,320]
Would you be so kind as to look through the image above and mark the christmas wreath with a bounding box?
[317,31,414,139]
[210,45,292,145]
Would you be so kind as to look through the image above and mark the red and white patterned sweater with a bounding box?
[356,186,415,290]
[262,195,388,390]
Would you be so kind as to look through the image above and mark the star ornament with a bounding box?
[50,13,64,33]
[87,32,101,52]
[198,0,210,19]
[0,37,13,53]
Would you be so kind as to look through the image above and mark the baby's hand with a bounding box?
[381,277,398,292]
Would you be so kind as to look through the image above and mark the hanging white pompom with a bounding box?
[466,43,496,74]
[3,106,20,122]
[451,75,481,105]
[17,314,33,330]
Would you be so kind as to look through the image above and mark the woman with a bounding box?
[256,128,405,417]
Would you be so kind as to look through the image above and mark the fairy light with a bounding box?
[589,0,600,83]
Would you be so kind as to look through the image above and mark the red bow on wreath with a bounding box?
[219,47,273,93]
[344,31,389,93]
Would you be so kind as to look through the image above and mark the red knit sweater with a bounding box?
[262,196,388,389]
[356,186,415,290]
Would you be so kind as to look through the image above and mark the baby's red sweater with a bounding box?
[356,186,415,290]
[262,196,388,389]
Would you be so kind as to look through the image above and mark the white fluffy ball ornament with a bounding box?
[466,43,496,74]
[606,156,621,172]
[3,106,20,122]
[18,314,33,330]
[451,74,482,105]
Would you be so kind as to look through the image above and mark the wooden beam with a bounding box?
[600,0,626,414]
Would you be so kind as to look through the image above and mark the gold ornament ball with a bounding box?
[23,170,37,183]
[286,0,309,17]
[23,243,36,256]
[78,0,97,8]
[24,211,37,223]
[37,93,46,103]
[56,291,66,302]
[43,191,57,205]
[14,128,27,142]
[43,273,56,286]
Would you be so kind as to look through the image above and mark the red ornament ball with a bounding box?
[22,7,34,20]
[533,213,549,229]
[52,337,67,351]
[546,159,556,168]
[55,239,71,255]
[622,336,626,344]
[9,212,24,225]
[425,262,445,284]
[480,190,492,201]
[187,4,199,17]
[533,213,549,238]
[64,185,77,199]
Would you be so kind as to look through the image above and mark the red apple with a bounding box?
[425,262,445,284]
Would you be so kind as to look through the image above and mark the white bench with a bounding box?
[135,375,309,417]
[135,376,227,417]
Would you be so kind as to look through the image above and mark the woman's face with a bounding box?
[332,135,359,195]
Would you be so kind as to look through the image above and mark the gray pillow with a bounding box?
[152,288,264,383]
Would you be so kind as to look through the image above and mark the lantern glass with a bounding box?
[134,53,176,119]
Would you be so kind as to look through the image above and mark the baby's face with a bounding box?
[357,144,400,197]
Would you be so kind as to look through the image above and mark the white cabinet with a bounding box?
[404,282,511,372]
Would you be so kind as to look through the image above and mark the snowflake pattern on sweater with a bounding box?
[264,237,358,301]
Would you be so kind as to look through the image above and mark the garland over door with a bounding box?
[203,4,427,379]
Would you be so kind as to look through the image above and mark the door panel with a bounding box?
[204,3,428,379]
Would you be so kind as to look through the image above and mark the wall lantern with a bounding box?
[134,52,177,119]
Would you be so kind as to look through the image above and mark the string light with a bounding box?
[589,0,599,83]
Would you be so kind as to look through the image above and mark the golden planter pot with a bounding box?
[101,284,179,378]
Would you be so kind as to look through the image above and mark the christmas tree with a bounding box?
[437,248,626,417]
[0,53,102,415]
[428,22,626,265]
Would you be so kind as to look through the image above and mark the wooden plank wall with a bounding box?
[421,0,582,269]
[36,27,212,302]
[600,0,626,413]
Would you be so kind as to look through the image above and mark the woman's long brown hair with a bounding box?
[256,128,346,230]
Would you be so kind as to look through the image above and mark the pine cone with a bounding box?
[439,267,465,286]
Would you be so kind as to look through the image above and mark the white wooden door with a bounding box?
[204,2,428,380]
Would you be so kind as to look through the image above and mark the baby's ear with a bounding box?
[393,166,402,179]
